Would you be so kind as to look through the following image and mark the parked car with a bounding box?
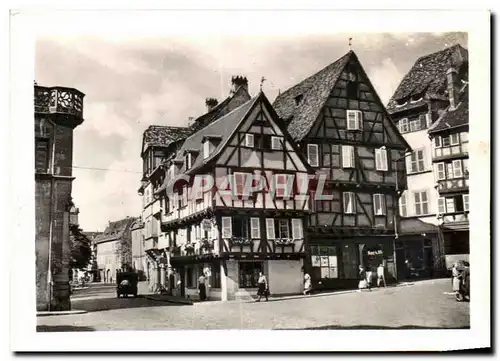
[116,271,138,298]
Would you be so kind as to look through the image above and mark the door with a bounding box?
[395,248,406,280]
[180,267,186,297]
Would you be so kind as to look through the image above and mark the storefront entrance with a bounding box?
[395,238,434,280]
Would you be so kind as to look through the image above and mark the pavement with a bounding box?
[37,278,469,331]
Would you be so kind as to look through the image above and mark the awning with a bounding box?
[399,218,439,235]
[442,222,469,232]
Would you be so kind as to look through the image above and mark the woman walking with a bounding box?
[256,272,269,302]
[198,273,207,301]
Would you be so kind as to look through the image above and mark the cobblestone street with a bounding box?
[37,279,469,331]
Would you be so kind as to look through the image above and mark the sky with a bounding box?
[35,31,467,232]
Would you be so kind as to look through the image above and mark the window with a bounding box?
[307,144,319,167]
[250,218,260,239]
[463,159,469,176]
[203,141,210,159]
[373,194,386,216]
[186,153,193,170]
[239,262,263,288]
[274,174,289,198]
[463,194,469,211]
[436,163,446,180]
[437,198,446,214]
[343,192,355,214]
[414,191,429,216]
[450,133,460,145]
[442,136,451,147]
[347,110,362,130]
[291,218,303,239]
[446,163,453,179]
[446,198,455,213]
[275,219,290,239]
[271,136,283,150]
[222,217,232,238]
[310,245,338,279]
[232,218,249,238]
[342,145,355,168]
[409,119,422,132]
[245,134,254,148]
[398,118,409,133]
[452,160,463,178]
[232,172,248,196]
[265,218,275,239]
[375,148,388,171]
[399,192,407,217]
[408,150,426,173]
[434,136,442,148]
[35,138,50,173]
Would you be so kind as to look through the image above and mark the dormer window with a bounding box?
[271,136,283,150]
[294,94,303,106]
[186,153,193,170]
[203,140,210,159]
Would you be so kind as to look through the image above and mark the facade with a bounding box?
[94,217,138,283]
[138,76,252,292]
[428,67,469,269]
[35,84,85,311]
[130,218,147,279]
[273,50,410,289]
[155,91,312,301]
[83,232,102,282]
[387,44,468,276]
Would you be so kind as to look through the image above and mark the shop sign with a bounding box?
[202,219,212,231]
[367,249,383,257]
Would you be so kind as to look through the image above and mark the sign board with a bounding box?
[202,219,212,231]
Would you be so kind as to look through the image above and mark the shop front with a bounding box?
[306,236,396,290]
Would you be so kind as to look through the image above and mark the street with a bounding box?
[37,278,469,331]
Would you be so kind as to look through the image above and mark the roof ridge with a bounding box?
[415,43,466,62]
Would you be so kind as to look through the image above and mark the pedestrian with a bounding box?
[256,272,269,302]
[303,273,312,295]
[452,262,465,302]
[198,273,207,301]
[365,266,373,290]
[377,263,387,288]
[358,265,368,292]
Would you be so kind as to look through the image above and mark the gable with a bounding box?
[305,54,410,150]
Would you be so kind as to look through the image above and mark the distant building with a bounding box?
[94,217,138,283]
[83,231,103,282]
[34,84,85,311]
[130,219,146,278]
[387,44,468,276]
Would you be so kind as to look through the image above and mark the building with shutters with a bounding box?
[34,84,85,311]
[387,44,468,276]
[139,76,252,293]
[154,90,313,301]
[273,50,410,289]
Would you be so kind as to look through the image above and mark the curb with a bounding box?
[37,310,87,317]
[144,295,193,305]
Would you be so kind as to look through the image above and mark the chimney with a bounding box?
[230,75,249,95]
[187,116,195,126]
[446,66,459,109]
[205,98,218,112]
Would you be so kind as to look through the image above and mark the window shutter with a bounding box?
[381,149,388,171]
[436,163,446,180]
[291,219,303,240]
[452,160,463,178]
[373,194,385,215]
[357,111,363,130]
[271,136,282,150]
[463,195,469,211]
[245,134,254,148]
[375,149,382,170]
[250,218,260,239]
[221,217,232,238]
[203,141,210,159]
[342,146,354,168]
[437,198,446,214]
[347,110,356,130]
[446,198,455,213]
[450,134,459,145]
[399,192,407,217]
[343,192,354,214]
[425,113,432,128]
[447,163,453,179]
[307,144,319,167]
[266,218,275,239]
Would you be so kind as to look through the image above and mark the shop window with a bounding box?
[239,262,263,288]
[310,246,338,279]
[404,243,424,270]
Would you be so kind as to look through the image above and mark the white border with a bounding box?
[8,6,491,352]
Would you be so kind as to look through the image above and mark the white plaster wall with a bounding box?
[268,259,303,295]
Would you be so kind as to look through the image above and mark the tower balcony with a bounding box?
[34,85,85,128]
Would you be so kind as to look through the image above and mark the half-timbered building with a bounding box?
[428,68,469,268]
[273,50,411,289]
[387,44,468,276]
[155,91,313,301]
[138,76,252,291]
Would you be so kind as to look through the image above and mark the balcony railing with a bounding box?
[35,85,84,119]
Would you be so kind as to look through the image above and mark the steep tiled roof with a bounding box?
[273,51,352,141]
[188,97,232,132]
[428,83,469,134]
[157,94,262,193]
[94,217,138,244]
[387,44,468,113]
[142,125,192,156]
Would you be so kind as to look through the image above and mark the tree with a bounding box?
[70,224,92,270]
